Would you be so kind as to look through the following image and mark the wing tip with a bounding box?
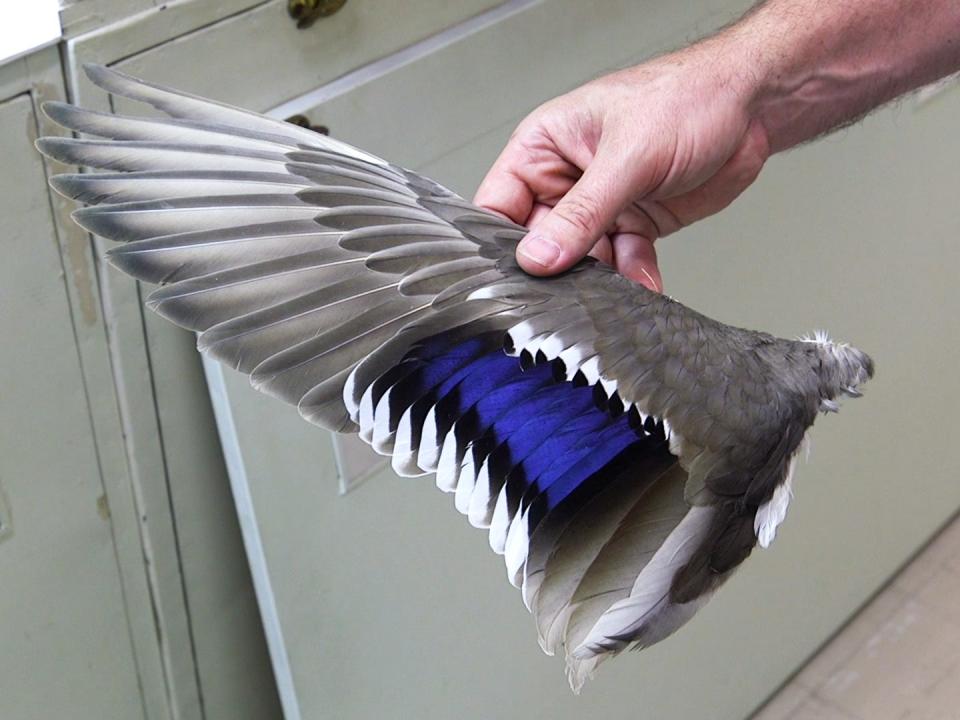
[49,173,107,203]
[102,246,129,272]
[35,136,70,163]
[71,206,114,238]
[40,100,74,128]
[564,653,604,695]
[35,136,105,170]
[83,63,119,92]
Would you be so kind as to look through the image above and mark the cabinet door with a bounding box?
[0,81,144,719]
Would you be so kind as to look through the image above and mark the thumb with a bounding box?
[516,148,642,276]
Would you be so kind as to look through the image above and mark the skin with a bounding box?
[474,0,960,291]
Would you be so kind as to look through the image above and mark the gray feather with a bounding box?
[73,194,320,242]
[42,101,294,152]
[250,296,428,407]
[105,221,340,284]
[299,186,422,209]
[146,252,367,329]
[286,162,414,195]
[36,137,289,174]
[365,240,479,275]
[198,275,394,372]
[338,224,463,253]
[397,257,493,296]
[51,171,312,204]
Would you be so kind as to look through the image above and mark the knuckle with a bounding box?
[556,194,606,239]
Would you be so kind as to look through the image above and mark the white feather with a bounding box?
[543,317,595,359]
[357,382,377,443]
[370,387,393,455]
[579,356,602,384]
[467,458,494,528]
[520,332,551,360]
[392,406,415,457]
[454,451,477,514]
[538,327,579,360]
[342,366,361,422]
[392,454,428,477]
[755,441,804,548]
[799,328,833,346]
[599,375,618,397]
[370,387,395,455]
[634,407,647,425]
[416,406,441,470]
[435,426,461,492]
[504,318,545,355]
[488,485,511,554]
[466,282,526,302]
[390,405,426,477]
[504,508,530,587]
[557,346,594,381]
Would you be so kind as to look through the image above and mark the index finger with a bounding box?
[473,140,536,225]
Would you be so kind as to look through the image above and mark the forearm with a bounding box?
[721,0,960,152]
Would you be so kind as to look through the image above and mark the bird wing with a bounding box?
[38,65,810,690]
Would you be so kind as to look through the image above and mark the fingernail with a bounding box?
[518,234,561,267]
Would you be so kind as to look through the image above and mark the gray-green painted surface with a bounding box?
[95,0,503,115]
[14,45,185,720]
[202,1,960,719]
[63,5,293,716]
[141,312,285,720]
[59,0,268,38]
[0,86,144,720]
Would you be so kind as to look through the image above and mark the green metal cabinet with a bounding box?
[1,42,281,720]
[7,1,957,718]
[0,48,145,720]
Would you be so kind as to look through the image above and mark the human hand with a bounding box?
[474,43,770,291]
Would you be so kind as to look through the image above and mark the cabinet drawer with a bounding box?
[105,0,506,113]
[60,0,266,39]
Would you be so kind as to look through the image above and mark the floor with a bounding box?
[751,514,960,720]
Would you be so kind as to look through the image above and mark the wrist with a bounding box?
[724,6,870,152]
[672,29,771,144]
[720,0,960,153]
[713,8,828,153]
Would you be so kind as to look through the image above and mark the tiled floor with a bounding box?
[751,514,960,720]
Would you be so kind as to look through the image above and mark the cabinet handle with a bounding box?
[286,114,330,136]
[287,0,347,29]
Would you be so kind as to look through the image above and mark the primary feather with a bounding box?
[38,65,874,692]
